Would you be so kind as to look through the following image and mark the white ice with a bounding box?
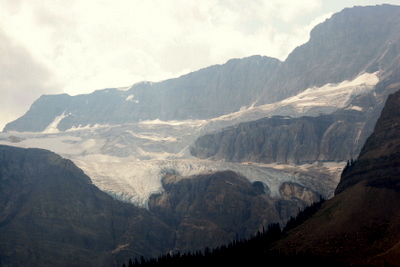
[0,72,377,208]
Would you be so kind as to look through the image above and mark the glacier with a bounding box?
[0,72,379,208]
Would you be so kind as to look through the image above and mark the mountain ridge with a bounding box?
[0,5,400,266]
[4,5,400,133]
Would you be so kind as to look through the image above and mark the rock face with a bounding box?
[4,5,400,133]
[270,90,400,266]
[0,145,175,266]
[191,107,378,164]
[148,171,321,253]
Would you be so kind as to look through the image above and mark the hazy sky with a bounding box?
[1,0,399,130]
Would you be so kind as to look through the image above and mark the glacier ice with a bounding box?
[0,72,378,208]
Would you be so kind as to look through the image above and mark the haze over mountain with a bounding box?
[0,4,399,266]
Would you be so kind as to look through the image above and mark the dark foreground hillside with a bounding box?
[0,145,175,266]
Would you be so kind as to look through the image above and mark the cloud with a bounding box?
[1,1,328,92]
[0,29,61,130]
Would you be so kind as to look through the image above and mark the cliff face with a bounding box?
[191,107,378,164]
[270,90,400,266]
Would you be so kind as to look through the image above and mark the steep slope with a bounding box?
[0,145,175,266]
[270,89,400,266]
[335,88,400,194]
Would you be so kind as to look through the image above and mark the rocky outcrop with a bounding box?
[148,170,321,253]
[269,90,400,266]
[191,105,380,164]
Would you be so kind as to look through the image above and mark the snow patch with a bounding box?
[347,106,363,111]
[116,86,132,91]
[129,132,177,142]
[139,119,207,127]
[204,72,379,132]
[42,111,67,133]
[126,94,139,103]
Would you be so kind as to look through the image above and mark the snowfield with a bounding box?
[203,72,379,132]
[0,72,378,208]
[72,158,343,208]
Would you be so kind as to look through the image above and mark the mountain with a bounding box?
[3,55,281,133]
[335,88,400,195]
[270,89,400,266]
[121,89,400,267]
[0,145,175,266]
[189,4,400,165]
[3,5,400,133]
[148,170,322,253]
[0,5,400,266]
[0,145,325,266]
[256,4,400,105]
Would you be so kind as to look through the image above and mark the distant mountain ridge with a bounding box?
[3,55,281,132]
[4,5,400,133]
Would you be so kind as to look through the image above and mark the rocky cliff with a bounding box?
[190,104,382,164]
[270,89,400,266]
[148,170,321,253]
